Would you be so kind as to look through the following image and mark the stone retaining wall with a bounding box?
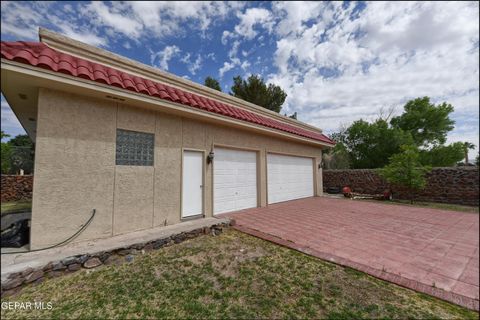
[1,221,231,297]
[1,175,33,202]
[323,167,479,206]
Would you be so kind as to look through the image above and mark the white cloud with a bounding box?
[241,60,251,71]
[1,97,26,137]
[219,61,236,78]
[57,24,107,47]
[272,1,325,37]
[234,7,274,40]
[126,1,241,39]
[221,30,232,45]
[181,53,203,75]
[267,1,479,160]
[150,45,181,70]
[206,52,216,61]
[85,2,143,39]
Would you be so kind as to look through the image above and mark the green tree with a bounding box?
[322,142,350,169]
[390,97,455,147]
[338,119,413,169]
[230,75,287,113]
[418,142,464,167]
[204,76,222,91]
[8,134,34,174]
[285,111,297,120]
[462,142,475,164]
[475,153,479,166]
[1,131,12,174]
[380,145,431,204]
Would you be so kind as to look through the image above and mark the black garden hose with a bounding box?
[1,209,96,254]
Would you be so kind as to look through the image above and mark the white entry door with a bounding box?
[267,153,314,204]
[214,148,257,215]
[182,150,204,218]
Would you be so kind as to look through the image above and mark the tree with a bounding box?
[9,134,34,174]
[390,97,455,147]
[379,145,431,204]
[336,119,413,169]
[418,142,464,167]
[204,76,222,91]
[1,131,12,174]
[230,75,287,113]
[322,142,350,169]
[462,142,475,164]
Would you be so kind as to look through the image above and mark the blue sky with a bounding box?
[1,1,479,159]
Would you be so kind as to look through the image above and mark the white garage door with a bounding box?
[267,153,314,204]
[214,148,257,214]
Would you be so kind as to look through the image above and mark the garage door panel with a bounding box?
[214,148,257,215]
[267,154,314,204]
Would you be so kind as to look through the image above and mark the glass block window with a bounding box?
[116,129,154,166]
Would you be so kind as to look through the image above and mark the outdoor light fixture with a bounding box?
[318,160,324,169]
[207,151,214,164]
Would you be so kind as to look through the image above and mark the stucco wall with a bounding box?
[32,89,117,249]
[31,88,324,248]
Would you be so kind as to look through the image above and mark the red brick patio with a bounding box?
[221,197,479,310]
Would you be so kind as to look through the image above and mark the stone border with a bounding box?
[233,224,479,311]
[1,221,230,297]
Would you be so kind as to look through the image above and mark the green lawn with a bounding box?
[1,229,477,319]
[0,200,32,215]
[357,198,479,213]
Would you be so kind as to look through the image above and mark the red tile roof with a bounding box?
[1,41,334,145]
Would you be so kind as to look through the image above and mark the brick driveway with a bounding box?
[222,197,479,309]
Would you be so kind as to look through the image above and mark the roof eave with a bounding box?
[1,59,335,149]
[38,28,326,135]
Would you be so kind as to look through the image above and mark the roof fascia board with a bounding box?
[38,28,324,134]
[2,59,334,148]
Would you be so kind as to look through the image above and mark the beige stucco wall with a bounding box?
[31,88,325,248]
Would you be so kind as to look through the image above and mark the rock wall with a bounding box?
[323,167,479,206]
[1,175,33,202]
[1,221,230,296]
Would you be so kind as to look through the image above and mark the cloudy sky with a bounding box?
[1,1,479,159]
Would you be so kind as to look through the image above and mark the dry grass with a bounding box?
[1,229,477,319]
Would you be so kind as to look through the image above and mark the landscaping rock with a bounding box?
[62,256,79,266]
[2,277,24,290]
[173,233,186,243]
[97,252,111,262]
[153,238,169,249]
[117,249,130,256]
[143,243,154,252]
[42,262,53,272]
[52,262,66,271]
[21,268,33,277]
[7,272,22,280]
[68,263,81,271]
[24,270,44,283]
[83,257,102,269]
[78,255,90,264]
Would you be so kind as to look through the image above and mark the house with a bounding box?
[1,29,334,249]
